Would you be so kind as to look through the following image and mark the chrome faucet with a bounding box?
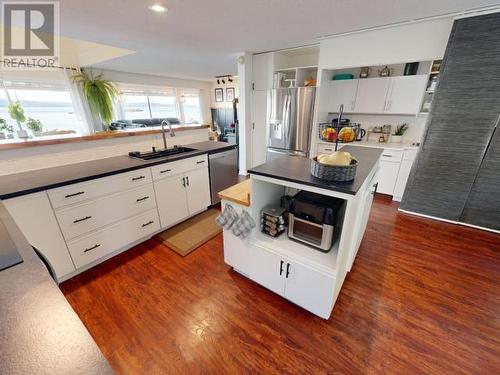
[160,120,175,149]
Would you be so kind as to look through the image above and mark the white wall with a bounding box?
[0,128,209,176]
[237,53,252,175]
[318,18,453,70]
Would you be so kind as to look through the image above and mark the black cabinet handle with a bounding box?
[84,244,101,253]
[65,191,85,198]
[280,260,284,276]
[286,263,290,278]
[382,154,393,157]
[372,182,379,195]
[182,177,186,187]
[186,176,190,186]
[196,160,205,164]
[141,220,154,228]
[132,175,145,181]
[136,196,149,202]
[159,169,172,174]
[73,215,92,224]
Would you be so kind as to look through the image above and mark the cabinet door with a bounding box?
[326,79,359,113]
[185,167,211,215]
[354,77,391,114]
[385,75,427,115]
[223,203,252,276]
[393,158,414,201]
[251,90,268,167]
[252,53,273,91]
[154,175,189,229]
[284,260,335,319]
[249,244,286,296]
[376,160,401,196]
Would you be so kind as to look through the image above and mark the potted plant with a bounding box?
[26,117,43,136]
[0,118,15,139]
[72,69,118,130]
[392,123,409,143]
[8,101,29,139]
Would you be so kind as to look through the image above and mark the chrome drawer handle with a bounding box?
[132,175,145,181]
[142,220,154,228]
[84,244,101,253]
[196,160,205,164]
[65,191,85,198]
[382,154,393,157]
[73,215,92,224]
[159,169,172,174]
[136,196,149,202]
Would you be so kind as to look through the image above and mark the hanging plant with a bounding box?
[72,69,118,126]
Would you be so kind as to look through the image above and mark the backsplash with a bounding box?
[0,129,209,176]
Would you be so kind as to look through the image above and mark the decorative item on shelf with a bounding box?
[311,151,358,182]
[359,67,371,78]
[392,123,409,143]
[26,117,43,137]
[72,69,118,129]
[404,62,419,76]
[304,76,316,87]
[0,118,14,140]
[8,101,29,139]
[378,66,392,77]
[214,88,223,102]
[366,124,392,143]
[333,73,354,80]
[260,206,287,238]
[226,87,235,102]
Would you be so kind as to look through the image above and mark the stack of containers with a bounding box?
[260,206,286,238]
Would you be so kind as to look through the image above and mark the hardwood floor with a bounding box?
[60,195,500,375]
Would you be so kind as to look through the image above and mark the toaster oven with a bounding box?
[288,191,344,252]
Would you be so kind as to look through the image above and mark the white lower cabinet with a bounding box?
[250,244,286,296]
[222,203,252,276]
[67,209,160,269]
[154,165,211,229]
[376,160,401,195]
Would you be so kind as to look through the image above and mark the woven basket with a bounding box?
[310,157,358,182]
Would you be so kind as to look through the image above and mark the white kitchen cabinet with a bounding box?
[385,75,428,115]
[376,160,401,195]
[249,244,286,296]
[355,77,391,114]
[222,202,252,276]
[393,148,419,201]
[326,79,359,113]
[4,192,76,280]
[251,89,268,167]
[155,174,190,229]
[252,53,274,91]
[317,143,336,155]
[185,167,211,214]
[284,259,335,319]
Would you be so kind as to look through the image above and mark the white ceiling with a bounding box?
[60,0,500,80]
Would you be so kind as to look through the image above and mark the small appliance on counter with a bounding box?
[260,206,287,238]
[288,191,344,252]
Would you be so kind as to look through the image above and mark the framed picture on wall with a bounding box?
[226,87,235,102]
[215,88,224,102]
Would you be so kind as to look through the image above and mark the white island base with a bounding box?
[221,164,379,319]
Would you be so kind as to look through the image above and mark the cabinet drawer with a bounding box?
[67,209,160,269]
[317,143,336,154]
[380,149,403,162]
[151,155,208,180]
[56,184,156,240]
[48,168,152,209]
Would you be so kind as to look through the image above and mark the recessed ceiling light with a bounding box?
[149,4,167,13]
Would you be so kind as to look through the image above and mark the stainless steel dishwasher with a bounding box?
[209,147,238,205]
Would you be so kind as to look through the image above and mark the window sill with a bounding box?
[0,124,210,151]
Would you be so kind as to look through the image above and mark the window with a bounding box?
[150,95,178,118]
[182,90,202,125]
[0,79,87,141]
[122,94,150,120]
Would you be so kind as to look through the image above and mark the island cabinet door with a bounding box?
[249,244,286,296]
[154,175,189,229]
[284,260,335,319]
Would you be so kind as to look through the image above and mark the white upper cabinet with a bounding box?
[252,53,274,91]
[354,77,391,114]
[326,79,358,113]
[384,75,428,115]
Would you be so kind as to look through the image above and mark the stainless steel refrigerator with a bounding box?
[267,87,316,160]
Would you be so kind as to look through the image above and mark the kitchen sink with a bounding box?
[128,146,196,161]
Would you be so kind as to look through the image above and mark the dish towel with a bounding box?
[232,211,256,239]
[216,204,239,230]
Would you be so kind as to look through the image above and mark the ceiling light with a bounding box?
[217,79,220,84]
[149,4,167,13]
[222,79,225,84]
[228,77,233,82]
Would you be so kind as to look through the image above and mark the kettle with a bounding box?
[351,123,366,141]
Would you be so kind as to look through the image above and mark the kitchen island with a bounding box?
[220,146,382,319]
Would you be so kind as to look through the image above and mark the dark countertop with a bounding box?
[0,141,234,200]
[248,146,382,195]
[0,201,113,375]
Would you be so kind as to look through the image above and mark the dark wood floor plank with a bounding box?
[60,195,500,375]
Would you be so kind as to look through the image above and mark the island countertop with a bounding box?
[248,146,382,195]
[0,201,113,374]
